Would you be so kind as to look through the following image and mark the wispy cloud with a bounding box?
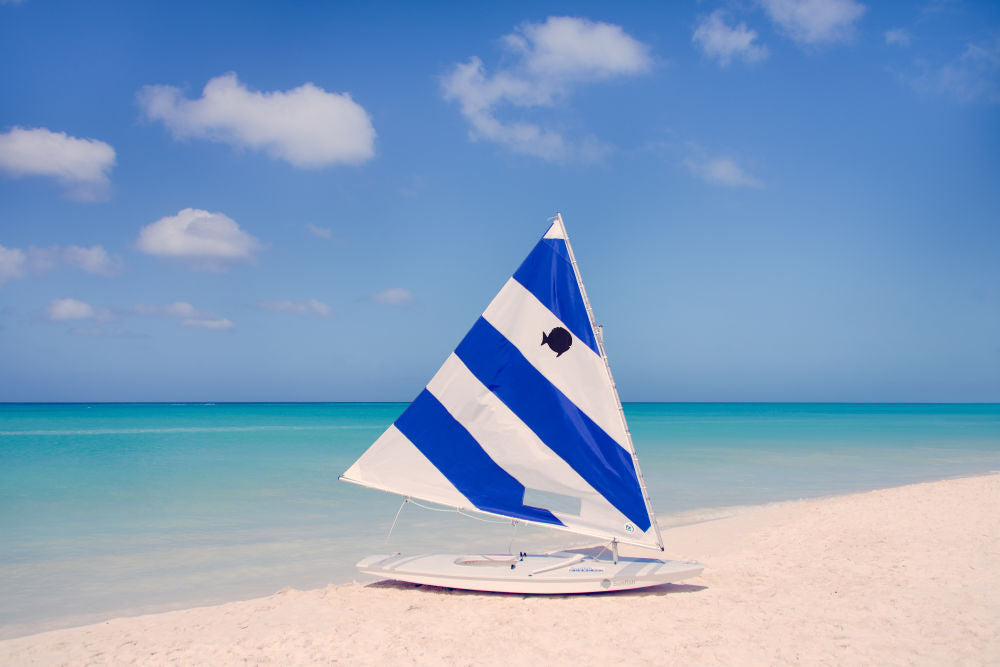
[885,28,911,47]
[138,72,375,168]
[759,0,866,45]
[370,288,413,306]
[136,208,264,271]
[693,10,769,66]
[0,244,26,287]
[442,16,651,162]
[920,0,960,16]
[0,127,115,201]
[305,223,334,240]
[134,301,234,330]
[134,302,199,318]
[27,244,123,276]
[684,153,763,188]
[47,297,111,322]
[181,317,233,330]
[0,243,122,286]
[256,299,332,317]
[911,37,1000,104]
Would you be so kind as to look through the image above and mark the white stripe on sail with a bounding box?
[426,354,643,542]
[543,220,564,239]
[341,425,472,510]
[482,278,629,448]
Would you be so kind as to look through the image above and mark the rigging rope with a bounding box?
[406,498,511,524]
[507,519,519,554]
[385,497,409,543]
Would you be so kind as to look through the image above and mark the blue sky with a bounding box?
[0,0,997,402]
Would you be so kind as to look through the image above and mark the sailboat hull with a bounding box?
[357,552,704,594]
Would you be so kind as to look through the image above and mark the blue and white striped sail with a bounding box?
[341,215,663,549]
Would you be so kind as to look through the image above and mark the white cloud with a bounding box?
[442,16,651,161]
[0,244,27,287]
[138,72,375,168]
[0,127,115,201]
[182,317,234,330]
[885,28,911,47]
[759,0,866,45]
[136,208,264,271]
[47,297,107,321]
[693,10,769,66]
[504,15,653,80]
[305,223,334,240]
[135,301,233,330]
[257,298,332,317]
[370,288,413,306]
[684,154,763,188]
[914,37,1000,104]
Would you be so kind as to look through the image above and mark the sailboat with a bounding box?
[339,214,704,594]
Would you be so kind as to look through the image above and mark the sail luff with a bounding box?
[554,213,665,551]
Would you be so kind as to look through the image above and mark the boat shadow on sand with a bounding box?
[365,580,707,598]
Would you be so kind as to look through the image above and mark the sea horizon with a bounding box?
[4,400,999,406]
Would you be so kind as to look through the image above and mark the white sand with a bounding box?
[2,474,998,665]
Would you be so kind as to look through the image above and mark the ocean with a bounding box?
[1,402,998,638]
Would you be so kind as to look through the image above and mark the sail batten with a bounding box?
[341,214,662,548]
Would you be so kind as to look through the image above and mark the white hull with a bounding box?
[357,551,704,594]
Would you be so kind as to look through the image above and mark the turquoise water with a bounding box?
[1,402,998,637]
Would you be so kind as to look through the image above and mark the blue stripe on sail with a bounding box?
[455,318,651,532]
[512,238,599,355]
[394,389,564,527]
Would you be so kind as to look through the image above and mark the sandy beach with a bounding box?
[2,473,997,665]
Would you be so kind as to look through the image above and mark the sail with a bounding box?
[341,215,662,549]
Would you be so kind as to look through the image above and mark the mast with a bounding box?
[554,212,665,551]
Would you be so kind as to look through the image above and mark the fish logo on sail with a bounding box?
[541,327,572,357]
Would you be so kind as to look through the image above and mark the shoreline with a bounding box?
[2,469,994,642]
[2,472,997,663]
